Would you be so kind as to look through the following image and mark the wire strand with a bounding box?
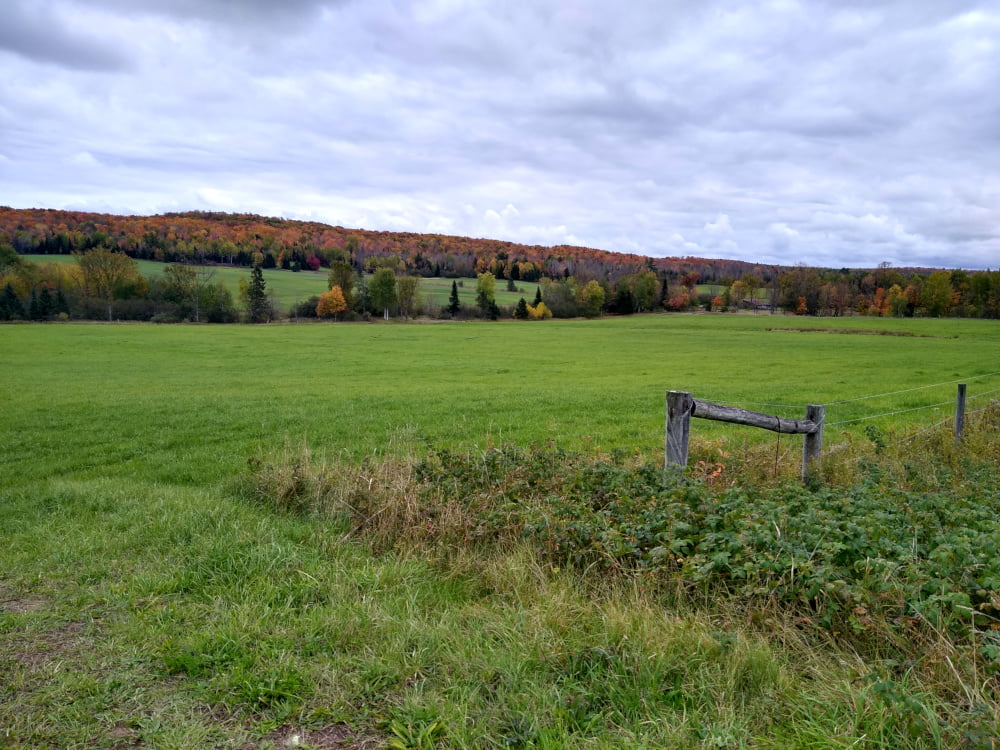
[823,370,1000,406]
[826,399,954,426]
[967,387,1000,402]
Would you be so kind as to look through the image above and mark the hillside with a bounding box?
[0,206,773,284]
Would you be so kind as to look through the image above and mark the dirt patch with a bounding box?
[0,596,48,614]
[7,621,86,670]
[249,723,384,749]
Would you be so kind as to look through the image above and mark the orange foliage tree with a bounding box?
[316,286,347,318]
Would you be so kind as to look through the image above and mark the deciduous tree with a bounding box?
[327,261,355,308]
[578,279,605,317]
[476,272,498,318]
[74,247,143,321]
[369,267,397,320]
[395,276,421,320]
[316,286,347,318]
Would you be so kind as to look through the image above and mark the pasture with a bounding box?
[2,314,1000,748]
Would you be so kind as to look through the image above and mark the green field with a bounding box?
[3,315,1000,747]
[23,255,539,313]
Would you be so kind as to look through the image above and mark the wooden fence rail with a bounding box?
[666,391,825,482]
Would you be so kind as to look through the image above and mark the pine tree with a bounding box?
[246,263,270,323]
[447,280,461,317]
[0,283,24,320]
[533,286,542,306]
[514,297,529,319]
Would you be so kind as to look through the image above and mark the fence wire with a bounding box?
[822,370,1000,406]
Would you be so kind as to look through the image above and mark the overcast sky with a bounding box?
[1,0,998,269]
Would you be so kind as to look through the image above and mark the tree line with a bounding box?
[3,207,1000,322]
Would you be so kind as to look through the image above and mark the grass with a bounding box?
[3,314,1000,747]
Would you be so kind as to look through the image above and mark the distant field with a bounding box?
[23,255,539,313]
[3,315,998,487]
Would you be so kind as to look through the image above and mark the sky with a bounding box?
[1,0,998,269]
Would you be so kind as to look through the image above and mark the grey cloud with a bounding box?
[0,1,130,71]
[82,0,340,26]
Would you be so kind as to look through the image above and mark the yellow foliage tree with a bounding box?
[316,286,347,318]
[526,301,552,320]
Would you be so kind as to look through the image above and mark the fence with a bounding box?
[666,391,824,481]
[665,382,985,483]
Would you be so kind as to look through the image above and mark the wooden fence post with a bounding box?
[666,390,694,469]
[801,404,824,482]
[955,383,967,442]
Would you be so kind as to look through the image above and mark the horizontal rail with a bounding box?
[666,391,825,483]
[692,399,820,435]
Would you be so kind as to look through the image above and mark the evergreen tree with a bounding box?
[1,283,24,320]
[447,280,461,317]
[514,297,529,319]
[28,290,41,320]
[246,263,270,323]
[533,286,542,306]
[37,287,54,319]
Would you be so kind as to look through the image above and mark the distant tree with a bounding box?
[630,272,658,312]
[0,241,23,274]
[476,272,498,318]
[526,301,552,320]
[539,277,578,317]
[730,280,746,310]
[741,274,761,312]
[162,264,219,322]
[514,297,529,319]
[578,279,605,317]
[369,267,397,320]
[921,270,954,317]
[447,280,461,317]
[74,247,143,321]
[395,276,421,320]
[316,286,347,319]
[0,283,25,320]
[244,263,270,323]
[533,286,542,306]
[611,280,636,314]
[506,277,517,292]
[327,261,356,308]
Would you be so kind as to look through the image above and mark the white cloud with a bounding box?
[704,214,733,234]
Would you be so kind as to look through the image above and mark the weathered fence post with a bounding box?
[801,404,825,482]
[666,390,694,469]
[955,383,967,442]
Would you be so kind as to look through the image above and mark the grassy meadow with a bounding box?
[3,314,1000,748]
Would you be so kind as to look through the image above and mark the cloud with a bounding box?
[0,1,131,71]
[1,0,998,268]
